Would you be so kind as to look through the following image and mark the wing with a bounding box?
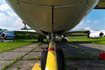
[94,0,105,9]
[0,30,42,40]
[63,30,90,36]
[0,31,4,34]
[15,30,41,35]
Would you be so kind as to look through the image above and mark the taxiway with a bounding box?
[0,42,105,70]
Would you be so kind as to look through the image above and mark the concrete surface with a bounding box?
[1,42,105,70]
[0,61,13,69]
[57,42,93,58]
[22,52,41,59]
[66,60,105,70]
[6,60,40,70]
[33,47,43,51]
[69,42,105,57]
[10,48,33,52]
[0,52,27,60]
[20,43,38,48]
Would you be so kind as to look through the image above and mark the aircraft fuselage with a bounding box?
[6,0,99,35]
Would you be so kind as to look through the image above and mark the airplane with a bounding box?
[0,29,104,42]
[65,30,105,39]
[0,30,37,42]
[4,0,105,70]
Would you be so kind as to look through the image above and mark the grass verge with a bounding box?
[65,56,95,60]
[0,39,34,53]
[67,36,105,45]
[67,43,102,60]
[0,42,42,70]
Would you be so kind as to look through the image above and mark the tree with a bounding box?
[0,28,3,30]
[21,26,33,30]
[3,29,8,31]
[0,28,8,31]
[21,26,27,30]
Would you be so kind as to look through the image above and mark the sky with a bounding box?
[0,0,105,31]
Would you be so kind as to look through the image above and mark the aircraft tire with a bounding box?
[41,49,48,70]
[38,38,43,42]
[41,48,65,70]
[57,48,65,70]
[62,38,67,42]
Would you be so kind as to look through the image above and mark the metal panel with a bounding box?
[95,0,105,9]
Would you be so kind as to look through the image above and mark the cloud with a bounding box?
[87,20,91,22]
[7,11,18,17]
[84,27,90,30]
[71,21,84,30]
[0,4,11,11]
[0,0,6,4]
[94,20,100,24]
[0,12,24,31]
[0,2,25,31]
[0,26,20,30]
[76,21,84,28]
[0,4,17,17]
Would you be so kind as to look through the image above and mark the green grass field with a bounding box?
[0,39,35,53]
[0,36,105,53]
[67,36,105,45]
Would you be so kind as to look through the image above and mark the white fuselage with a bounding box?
[6,0,99,35]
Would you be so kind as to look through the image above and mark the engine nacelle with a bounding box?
[1,32,15,40]
[88,32,104,39]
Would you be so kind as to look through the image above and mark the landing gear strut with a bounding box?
[38,38,43,42]
[61,35,67,42]
[41,47,65,70]
[62,38,67,42]
[38,35,43,42]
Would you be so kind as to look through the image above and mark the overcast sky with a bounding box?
[0,0,105,31]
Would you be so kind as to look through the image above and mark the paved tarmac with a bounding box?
[0,42,105,70]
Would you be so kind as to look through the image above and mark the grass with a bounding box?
[67,36,105,45]
[0,40,43,70]
[26,56,41,60]
[74,66,78,70]
[67,43,102,60]
[65,55,95,60]
[65,62,68,70]
[2,56,4,58]
[17,65,21,69]
[38,43,43,46]
[0,39,34,53]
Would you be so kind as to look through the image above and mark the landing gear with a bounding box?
[61,35,67,42]
[41,47,65,70]
[57,48,65,70]
[38,38,43,42]
[41,48,48,70]
[62,38,67,42]
[38,35,43,42]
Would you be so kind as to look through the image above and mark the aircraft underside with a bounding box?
[5,0,100,70]
[6,0,99,35]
